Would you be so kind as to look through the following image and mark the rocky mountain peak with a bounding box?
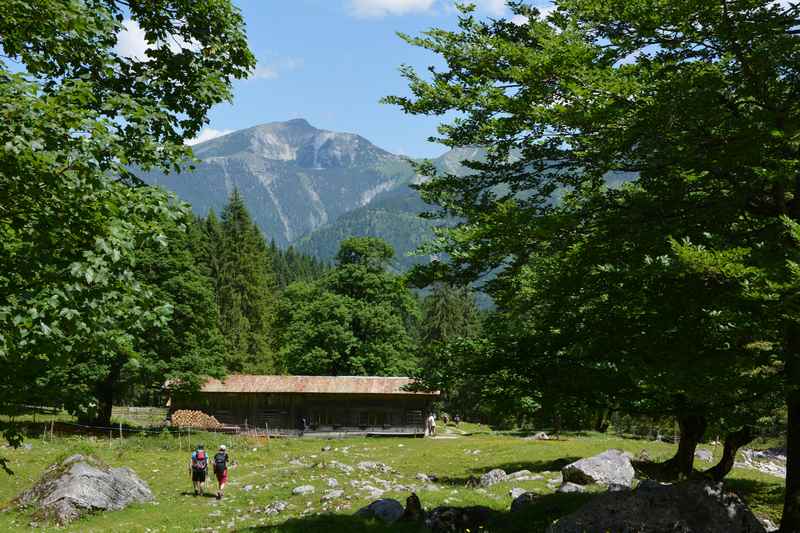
[193,119,390,170]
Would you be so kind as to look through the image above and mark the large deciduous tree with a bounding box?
[0,0,254,429]
[387,1,800,528]
[276,238,420,376]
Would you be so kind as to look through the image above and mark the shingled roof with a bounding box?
[198,375,438,395]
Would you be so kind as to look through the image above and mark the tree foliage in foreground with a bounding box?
[387,1,800,528]
[276,237,420,376]
[0,0,254,429]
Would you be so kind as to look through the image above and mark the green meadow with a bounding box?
[0,426,784,532]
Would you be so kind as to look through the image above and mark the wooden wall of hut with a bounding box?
[170,392,433,434]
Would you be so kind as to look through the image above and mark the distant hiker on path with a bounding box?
[427,413,436,437]
[190,444,208,496]
[213,444,230,500]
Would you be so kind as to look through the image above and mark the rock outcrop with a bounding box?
[16,454,153,525]
[356,498,405,523]
[510,491,538,513]
[561,449,635,487]
[547,481,766,533]
[479,468,507,487]
[426,505,493,533]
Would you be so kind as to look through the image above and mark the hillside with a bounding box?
[138,119,418,246]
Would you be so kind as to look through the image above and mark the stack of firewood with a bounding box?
[170,409,223,429]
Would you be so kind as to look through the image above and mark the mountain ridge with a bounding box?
[139,119,424,247]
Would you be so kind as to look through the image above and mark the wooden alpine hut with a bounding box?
[168,375,439,436]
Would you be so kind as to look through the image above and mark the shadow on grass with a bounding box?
[238,514,426,533]
[725,478,784,522]
[238,492,593,533]
[179,491,218,499]
[437,458,581,486]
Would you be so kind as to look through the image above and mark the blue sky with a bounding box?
[117,0,554,158]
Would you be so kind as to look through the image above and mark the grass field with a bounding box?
[0,426,784,532]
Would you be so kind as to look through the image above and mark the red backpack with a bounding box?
[192,450,207,471]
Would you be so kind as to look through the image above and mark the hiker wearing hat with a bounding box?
[213,444,230,500]
[189,444,208,496]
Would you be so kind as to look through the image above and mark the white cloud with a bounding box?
[510,14,529,25]
[115,19,150,61]
[249,56,303,80]
[115,19,200,61]
[477,0,507,16]
[348,0,436,17]
[186,128,233,146]
[347,0,556,19]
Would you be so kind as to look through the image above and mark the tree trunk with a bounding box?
[704,426,755,482]
[781,318,800,533]
[662,413,707,479]
[780,388,800,532]
[92,361,121,428]
[594,409,610,433]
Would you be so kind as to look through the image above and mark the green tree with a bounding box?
[387,1,800,526]
[420,283,481,345]
[269,240,329,289]
[0,0,254,433]
[275,238,420,376]
[216,189,277,373]
[131,212,227,406]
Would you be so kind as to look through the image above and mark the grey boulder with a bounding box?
[16,454,153,525]
[557,482,586,493]
[510,491,538,513]
[506,469,533,481]
[426,505,493,532]
[356,498,405,523]
[480,468,507,487]
[547,481,766,533]
[292,485,315,495]
[526,432,550,441]
[321,489,344,502]
[562,449,635,487]
[695,449,714,462]
[509,487,528,500]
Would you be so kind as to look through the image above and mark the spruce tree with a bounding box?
[217,189,276,373]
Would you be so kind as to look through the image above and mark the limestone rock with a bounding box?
[509,487,528,500]
[321,489,344,502]
[356,498,405,524]
[506,469,533,481]
[480,468,507,487]
[329,461,353,474]
[547,481,766,533]
[510,492,538,513]
[525,432,550,441]
[357,461,393,473]
[426,505,493,532]
[695,449,714,463]
[16,454,153,525]
[292,485,315,495]
[264,501,288,515]
[562,449,635,487]
[557,482,586,493]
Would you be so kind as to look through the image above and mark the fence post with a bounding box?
[119,422,123,440]
[50,419,54,441]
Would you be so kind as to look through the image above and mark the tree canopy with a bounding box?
[276,238,420,376]
[0,0,255,428]
[387,1,800,528]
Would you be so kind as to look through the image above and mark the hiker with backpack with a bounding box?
[189,444,208,496]
[213,444,230,500]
